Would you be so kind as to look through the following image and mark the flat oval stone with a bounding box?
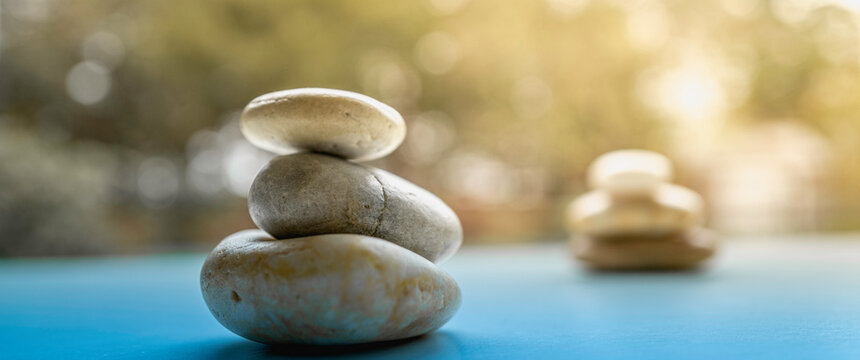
[567,184,704,237]
[200,230,462,345]
[240,88,406,161]
[248,153,462,263]
[571,228,717,270]
[587,149,673,196]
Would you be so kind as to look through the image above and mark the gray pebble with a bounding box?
[248,153,462,263]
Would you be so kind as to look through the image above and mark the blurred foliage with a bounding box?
[1,0,860,256]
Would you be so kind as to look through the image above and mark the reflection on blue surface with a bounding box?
[2,241,860,359]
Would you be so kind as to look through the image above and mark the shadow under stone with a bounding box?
[207,331,462,359]
[582,266,711,275]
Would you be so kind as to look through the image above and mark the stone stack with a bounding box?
[200,88,463,345]
[566,149,716,270]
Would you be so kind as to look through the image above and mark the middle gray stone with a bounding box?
[248,152,462,263]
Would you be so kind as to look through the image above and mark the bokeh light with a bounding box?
[3,0,860,255]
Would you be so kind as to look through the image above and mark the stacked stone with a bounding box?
[566,149,716,270]
[200,88,463,345]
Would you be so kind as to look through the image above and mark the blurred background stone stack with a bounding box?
[566,150,716,270]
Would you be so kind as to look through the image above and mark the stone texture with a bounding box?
[240,88,406,161]
[248,153,462,263]
[200,230,462,345]
[571,228,717,270]
[587,149,673,197]
[567,184,704,237]
[248,153,384,242]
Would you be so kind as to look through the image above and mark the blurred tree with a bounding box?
[1,0,860,255]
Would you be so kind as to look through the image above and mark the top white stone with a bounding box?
[587,149,673,196]
[240,88,406,161]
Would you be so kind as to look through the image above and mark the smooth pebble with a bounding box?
[587,149,673,196]
[240,88,406,161]
[567,183,704,237]
[200,230,462,345]
[571,227,716,270]
[248,152,463,263]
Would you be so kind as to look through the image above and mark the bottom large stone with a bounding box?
[200,230,461,345]
[572,228,717,270]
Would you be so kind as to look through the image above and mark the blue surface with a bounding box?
[2,237,860,359]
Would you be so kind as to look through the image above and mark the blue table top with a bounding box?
[3,236,860,359]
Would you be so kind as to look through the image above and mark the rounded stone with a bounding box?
[248,153,463,263]
[571,228,717,270]
[587,149,673,196]
[240,88,406,161]
[200,230,462,345]
[566,183,704,237]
